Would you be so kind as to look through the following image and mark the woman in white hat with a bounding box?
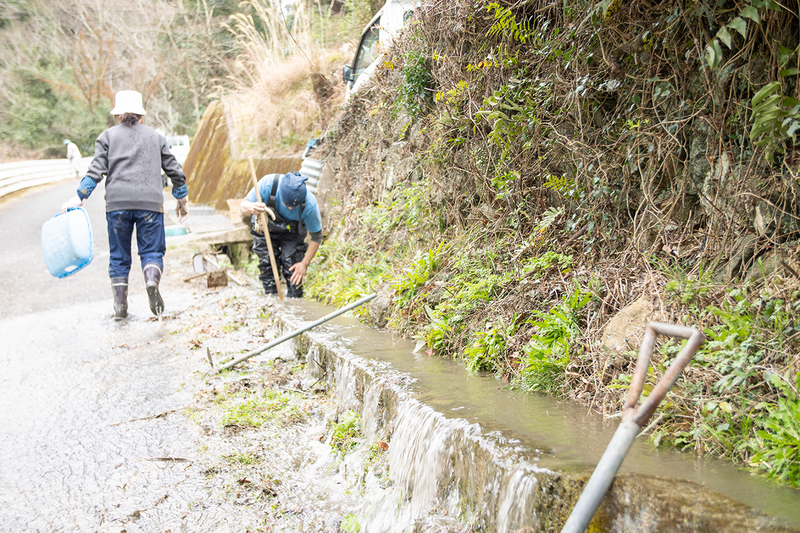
[61,90,190,320]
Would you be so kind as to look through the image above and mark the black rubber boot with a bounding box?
[111,277,128,320]
[262,279,279,295]
[143,264,164,316]
[280,237,306,298]
[286,281,303,298]
[252,232,280,295]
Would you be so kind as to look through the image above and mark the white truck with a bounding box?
[342,0,420,98]
[302,1,419,190]
[166,134,191,166]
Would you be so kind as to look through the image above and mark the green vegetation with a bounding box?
[307,0,800,488]
[329,410,362,454]
[223,452,262,465]
[749,373,800,485]
[1,70,111,157]
[341,513,361,533]
[523,287,592,394]
[650,283,800,487]
[397,48,433,120]
[218,383,309,428]
[306,236,391,315]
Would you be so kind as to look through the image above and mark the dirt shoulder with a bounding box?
[143,240,361,532]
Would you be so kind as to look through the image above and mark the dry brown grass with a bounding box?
[0,143,47,163]
[215,0,359,156]
[224,50,346,157]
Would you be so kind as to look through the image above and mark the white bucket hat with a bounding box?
[110,90,147,116]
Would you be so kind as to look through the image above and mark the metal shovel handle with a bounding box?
[216,293,377,372]
[560,322,706,533]
[624,322,706,427]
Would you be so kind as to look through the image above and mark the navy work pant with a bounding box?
[107,210,166,279]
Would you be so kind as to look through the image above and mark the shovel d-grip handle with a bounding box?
[623,322,706,427]
[560,322,706,533]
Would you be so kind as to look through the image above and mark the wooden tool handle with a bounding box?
[248,157,284,301]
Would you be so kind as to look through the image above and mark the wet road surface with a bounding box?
[0,182,267,531]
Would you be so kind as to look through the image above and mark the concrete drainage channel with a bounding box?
[251,300,800,533]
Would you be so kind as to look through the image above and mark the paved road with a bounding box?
[0,180,113,317]
[0,181,257,532]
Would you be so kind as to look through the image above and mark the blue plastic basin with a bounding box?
[41,207,93,278]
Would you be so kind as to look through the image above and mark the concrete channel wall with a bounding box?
[271,313,799,533]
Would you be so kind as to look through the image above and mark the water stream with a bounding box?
[274,298,800,531]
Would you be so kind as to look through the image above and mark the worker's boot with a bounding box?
[111,277,128,320]
[262,278,278,295]
[143,264,164,317]
[286,280,303,298]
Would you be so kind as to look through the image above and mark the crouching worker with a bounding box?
[239,172,322,297]
[61,90,189,320]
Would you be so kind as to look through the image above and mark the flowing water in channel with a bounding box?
[276,298,800,531]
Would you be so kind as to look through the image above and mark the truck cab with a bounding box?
[342,0,419,98]
[166,134,191,166]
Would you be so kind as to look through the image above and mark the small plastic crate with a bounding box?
[41,207,93,278]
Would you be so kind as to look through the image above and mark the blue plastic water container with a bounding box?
[41,207,94,278]
[165,225,191,237]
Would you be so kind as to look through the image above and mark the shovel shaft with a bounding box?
[249,157,284,301]
[560,420,640,533]
[220,293,377,370]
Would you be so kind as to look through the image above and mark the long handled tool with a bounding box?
[217,292,377,372]
[248,156,283,301]
[560,322,706,533]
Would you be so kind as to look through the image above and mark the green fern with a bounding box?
[535,207,564,233]
[543,174,573,192]
[486,3,532,44]
[750,80,800,162]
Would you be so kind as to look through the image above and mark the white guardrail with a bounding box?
[0,157,93,199]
